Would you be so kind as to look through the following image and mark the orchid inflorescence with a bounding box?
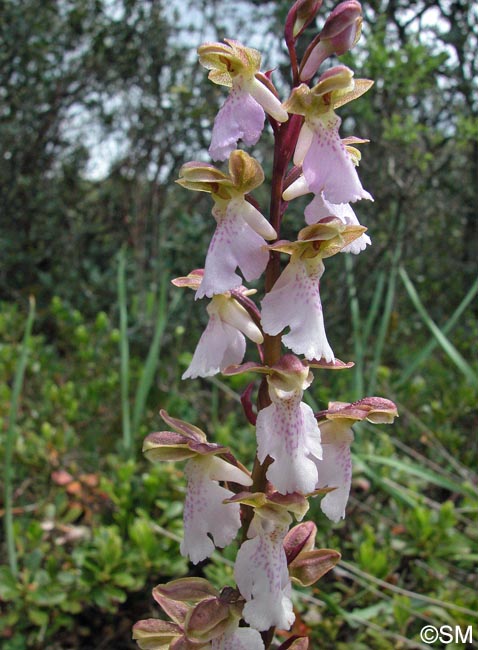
[133,2,398,649]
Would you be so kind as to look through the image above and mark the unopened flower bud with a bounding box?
[285,0,323,42]
[154,577,219,604]
[319,1,362,53]
[132,619,182,649]
[185,597,231,642]
[283,521,317,564]
[289,548,341,586]
[300,1,363,81]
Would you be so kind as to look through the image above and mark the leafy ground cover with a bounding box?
[0,265,476,649]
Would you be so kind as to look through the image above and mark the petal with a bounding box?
[207,455,252,486]
[300,41,330,81]
[132,619,181,649]
[209,88,265,162]
[315,442,352,522]
[304,193,371,253]
[212,627,265,650]
[235,520,294,631]
[197,201,269,299]
[303,113,372,204]
[293,123,314,166]
[218,297,263,344]
[282,174,309,201]
[240,200,277,240]
[248,77,288,122]
[183,314,246,379]
[256,399,322,495]
[181,457,242,564]
[261,258,334,362]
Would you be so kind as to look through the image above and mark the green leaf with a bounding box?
[394,275,478,387]
[117,246,131,456]
[362,454,477,497]
[28,608,49,626]
[0,567,20,600]
[399,267,478,387]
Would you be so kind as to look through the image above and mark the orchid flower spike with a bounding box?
[198,39,288,160]
[283,66,373,205]
[177,151,277,298]
[315,398,398,521]
[228,491,309,631]
[261,219,366,360]
[173,270,263,379]
[143,411,252,564]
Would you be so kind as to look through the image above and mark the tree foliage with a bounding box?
[0,0,475,325]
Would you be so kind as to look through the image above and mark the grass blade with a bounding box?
[345,254,364,399]
[399,267,477,387]
[367,211,405,394]
[4,296,35,576]
[354,454,420,508]
[132,274,171,435]
[395,273,478,388]
[362,270,386,347]
[362,453,477,497]
[367,264,399,395]
[118,247,131,455]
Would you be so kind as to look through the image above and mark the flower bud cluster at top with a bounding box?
[133,2,398,649]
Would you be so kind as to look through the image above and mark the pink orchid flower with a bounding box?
[173,270,263,380]
[315,398,398,521]
[177,152,276,299]
[198,39,288,160]
[261,220,366,361]
[143,412,252,564]
[255,356,323,495]
[283,66,373,204]
[232,496,303,632]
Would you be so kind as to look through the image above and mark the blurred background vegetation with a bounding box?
[0,0,477,648]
